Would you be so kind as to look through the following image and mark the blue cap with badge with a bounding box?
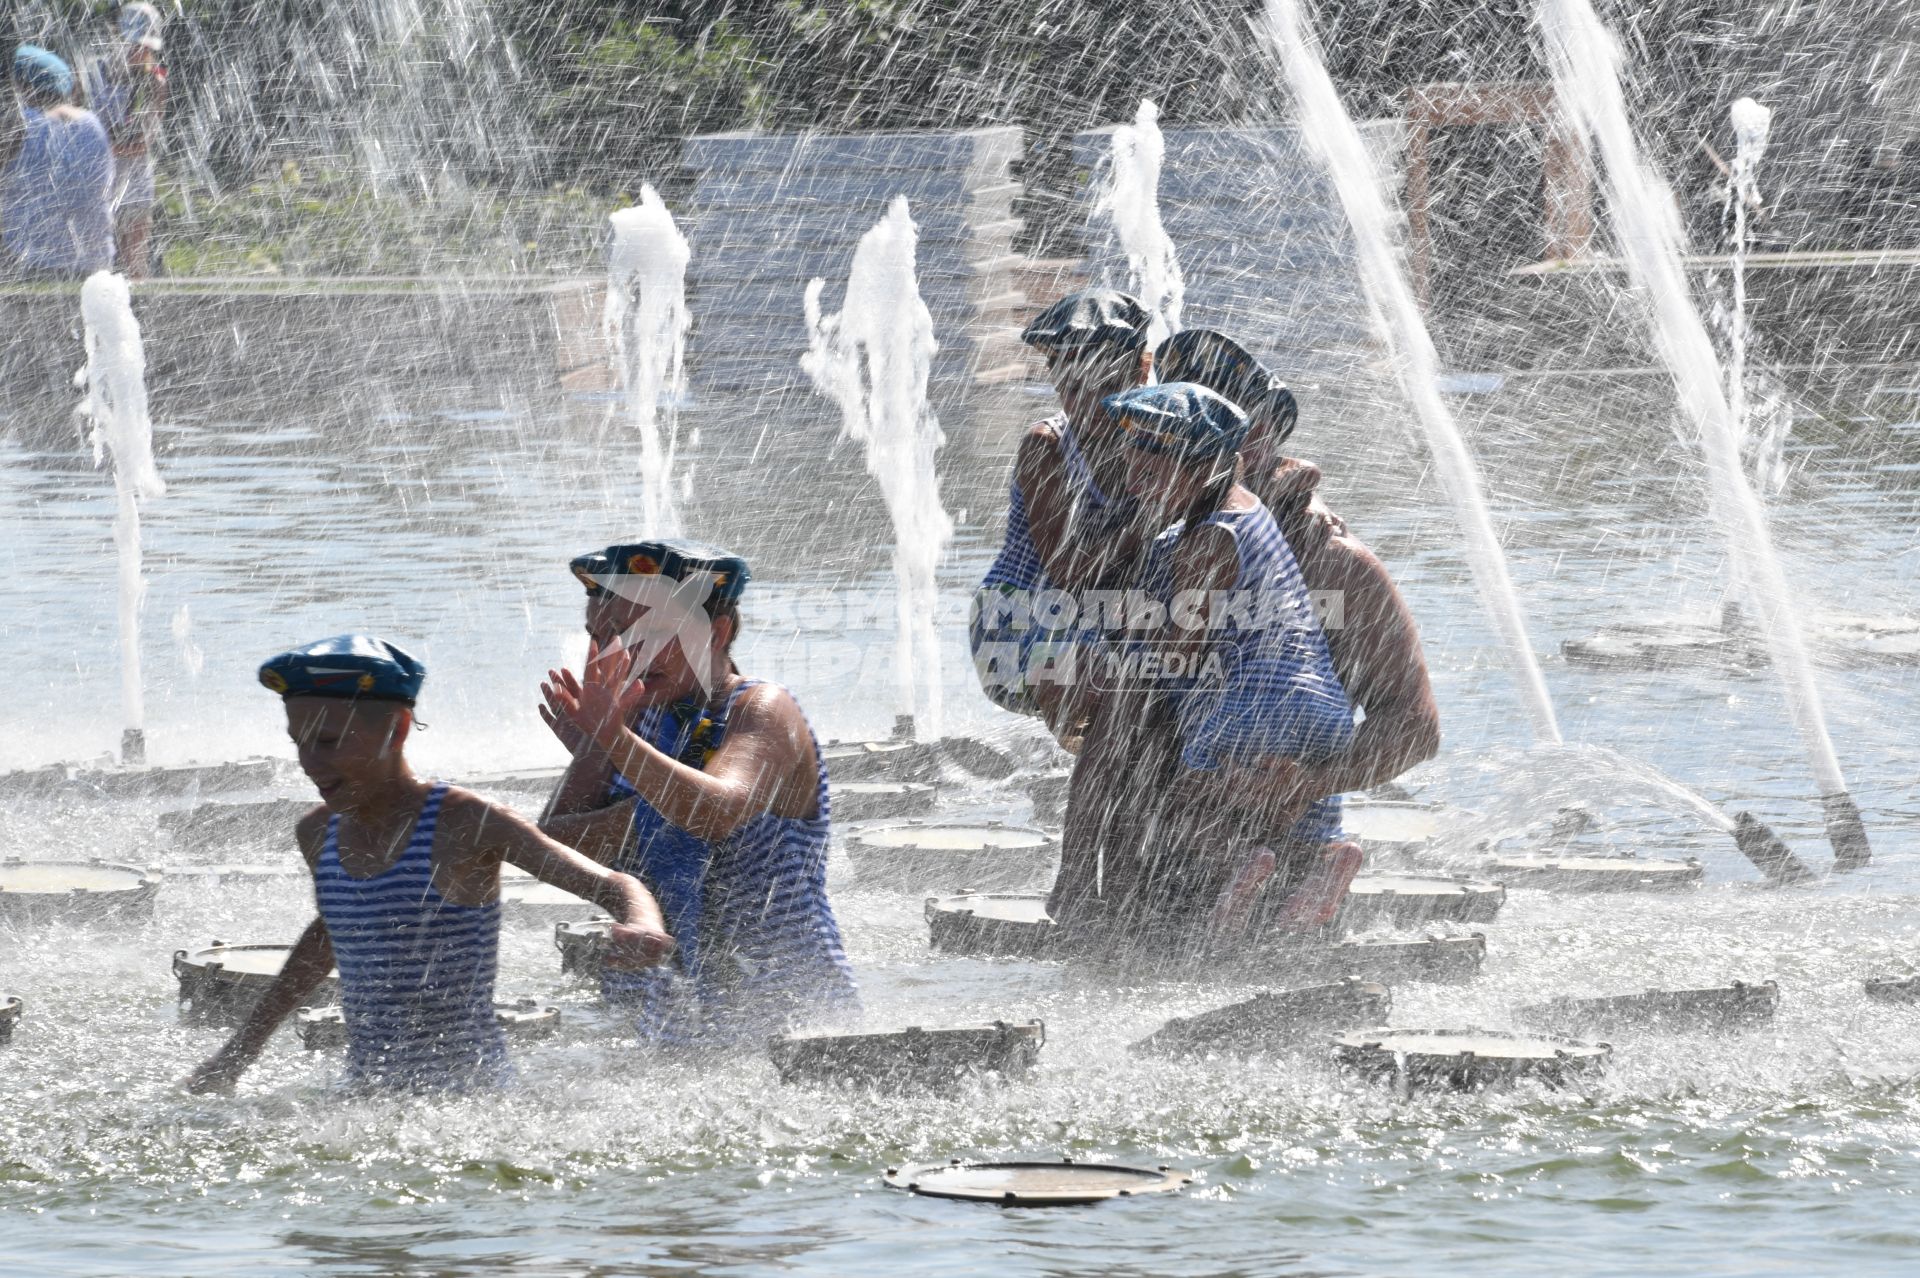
[569,538,751,604]
[1104,382,1251,462]
[258,635,426,704]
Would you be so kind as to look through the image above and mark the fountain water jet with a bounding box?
[1724,97,1792,495]
[1096,99,1185,348]
[605,186,691,534]
[1258,0,1562,748]
[802,197,955,739]
[1538,0,1871,872]
[78,272,165,766]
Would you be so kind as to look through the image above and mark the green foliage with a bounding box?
[152,162,622,277]
[519,16,769,190]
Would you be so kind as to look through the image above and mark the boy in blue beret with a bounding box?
[1054,383,1362,954]
[538,539,859,1046]
[970,289,1158,749]
[186,635,673,1094]
[1156,330,1439,823]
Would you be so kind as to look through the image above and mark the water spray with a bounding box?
[802,197,955,740]
[1539,0,1870,872]
[1258,0,1563,747]
[1096,99,1186,348]
[77,272,165,767]
[605,186,692,535]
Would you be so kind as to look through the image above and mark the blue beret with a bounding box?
[259,635,426,704]
[1021,289,1150,352]
[1155,329,1298,447]
[1106,382,1250,461]
[570,538,751,604]
[13,45,73,99]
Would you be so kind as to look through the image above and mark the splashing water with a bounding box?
[1538,0,1868,869]
[1095,99,1185,347]
[1724,97,1792,495]
[605,186,691,535]
[77,272,165,764]
[802,197,954,738]
[1258,0,1563,747]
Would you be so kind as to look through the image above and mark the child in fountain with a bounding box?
[185,635,673,1095]
[1155,329,1439,806]
[1052,383,1360,948]
[970,289,1156,749]
[538,540,859,1048]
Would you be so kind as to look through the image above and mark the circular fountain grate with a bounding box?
[883,1158,1191,1206]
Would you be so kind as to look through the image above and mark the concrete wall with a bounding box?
[0,278,604,417]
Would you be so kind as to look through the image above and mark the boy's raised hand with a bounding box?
[542,637,649,752]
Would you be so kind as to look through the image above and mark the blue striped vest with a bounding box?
[313,783,510,1090]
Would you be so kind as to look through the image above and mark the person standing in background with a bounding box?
[81,3,168,278]
[1,43,114,279]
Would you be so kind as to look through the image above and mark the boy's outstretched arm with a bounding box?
[446,791,674,969]
[183,915,335,1095]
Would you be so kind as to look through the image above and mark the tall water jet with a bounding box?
[1258,0,1563,747]
[1720,94,1789,489]
[802,197,955,739]
[1538,0,1870,871]
[78,272,165,766]
[605,186,692,535]
[1096,99,1186,347]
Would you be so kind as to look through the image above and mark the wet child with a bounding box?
[1054,383,1357,951]
[185,634,672,1094]
[538,539,859,1048]
[1155,329,1439,801]
[970,289,1156,747]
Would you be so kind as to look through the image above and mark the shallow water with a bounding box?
[4,371,1920,1274]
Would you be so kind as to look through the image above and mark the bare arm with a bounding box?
[539,794,638,866]
[183,810,339,1093]
[545,657,811,844]
[540,741,618,820]
[437,790,672,962]
[1019,427,1146,592]
[1299,536,1440,795]
[184,912,335,1095]
[1198,535,1441,823]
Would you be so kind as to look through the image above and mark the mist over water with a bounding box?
[1261,0,1564,747]
[1537,0,1855,835]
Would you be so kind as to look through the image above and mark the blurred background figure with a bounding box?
[1,42,114,280]
[81,3,169,278]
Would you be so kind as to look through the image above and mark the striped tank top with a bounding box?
[979,415,1135,594]
[1138,499,1356,843]
[605,679,859,1046]
[313,783,510,1091]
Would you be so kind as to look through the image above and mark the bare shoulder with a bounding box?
[1322,525,1404,599]
[294,806,331,868]
[727,681,812,744]
[1015,418,1067,474]
[435,784,535,837]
